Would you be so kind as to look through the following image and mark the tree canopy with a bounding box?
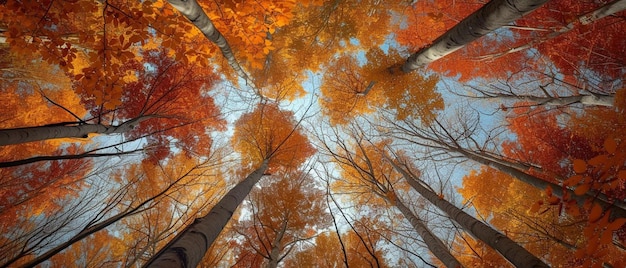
[1,0,624,267]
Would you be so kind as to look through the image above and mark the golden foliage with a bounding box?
[232,103,315,171]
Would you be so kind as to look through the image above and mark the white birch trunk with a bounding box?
[166,0,257,91]
[402,0,549,72]
[386,156,549,268]
[394,197,464,268]
[144,160,270,268]
[0,116,150,146]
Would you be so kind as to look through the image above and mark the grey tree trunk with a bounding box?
[0,116,150,146]
[386,155,549,268]
[266,219,287,268]
[479,0,626,60]
[458,148,626,219]
[13,159,209,268]
[166,0,259,93]
[401,0,549,72]
[393,197,464,268]
[144,160,269,268]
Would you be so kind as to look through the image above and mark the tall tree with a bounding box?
[317,124,463,267]
[231,169,330,268]
[144,103,314,267]
[401,0,549,72]
[384,151,549,267]
[373,110,626,219]
[320,48,442,125]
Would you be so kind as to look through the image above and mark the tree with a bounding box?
[317,124,462,267]
[320,48,442,125]
[373,110,626,219]
[144,103,314,267]
[0,48,224,165]
[458,166,626,267]
[384,151,549,267]
[401,0,549,72]
[231,170,330,267]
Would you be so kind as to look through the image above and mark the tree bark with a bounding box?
[266,218,288,268]
[386,155,549,268]
[402,0,549,72]
[13,159,206,268]
[478,0,626,60]
[479,94,615,107]
[458,148,626,219]
[0,116,150,146]
[144,159,269,268]
[166,0,258,93]
[393,197,464,268]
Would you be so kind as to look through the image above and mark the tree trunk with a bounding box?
[0,149,141,168]
[401,0,549,72]
[13,159,203,268]
[458,148,626,219]
[266,219,287,268]
[0,116,150,146]
[166,0,258,92]
[393,195,463,268]
[489,94,615,107]
[386,155,549,268]
[478,0,626,60]
[144,160,269,268]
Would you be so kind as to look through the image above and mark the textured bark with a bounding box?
[166,0,258,92]
[266,219,287,268]
[580,0,626,24]
[459,148,626,219]
[394,197,463,268]
[144,160,269,268]
[386,155,549,268]
[483,94,614,107]
[14,159,201,268]
[479,0,626,60]
[402,0,549,72]
[0,116,150,146]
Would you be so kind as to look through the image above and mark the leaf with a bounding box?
[574,183,591,195]
[573,159,587,173]
[563,174,584,187]
[600,229,613,245]
[589,203,603,222]
[604,138,618,154]
[548,196,560,205]
[529,201,543,213]
[607,218,626,230]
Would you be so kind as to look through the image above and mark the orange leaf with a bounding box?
[530,201,542,213]
[548,196,560,205]
[564,175,584,187]
[566,204,581,217]
[608,218,626,230]
[573,159,587,173]
[574,183,590,196]
[604,138,618,154]
[545,186,553,196]
[589,203,603,222]
[600,230,613,245]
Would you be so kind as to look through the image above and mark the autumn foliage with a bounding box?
[1,0,624,266]
[232,103,315,171]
